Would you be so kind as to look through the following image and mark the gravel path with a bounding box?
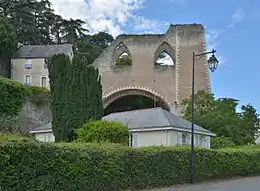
[138,176,260,191]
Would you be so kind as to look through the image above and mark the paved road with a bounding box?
[138,176,260,191]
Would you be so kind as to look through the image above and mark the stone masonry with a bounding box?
[93,24,211,114]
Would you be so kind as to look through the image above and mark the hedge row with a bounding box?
[0,76,50,117]
[1,142,260,191]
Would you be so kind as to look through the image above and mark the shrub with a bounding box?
[0,77,27,117]
[26,86,50,106]
[0,133,35,143]
[211,136,236,149]
[1,141,260,191]
[77,120,129,145]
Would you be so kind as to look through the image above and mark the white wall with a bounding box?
[256,136,260,144]
[35,132,55,142]
[130,129,211,148]
[33,129,211,148]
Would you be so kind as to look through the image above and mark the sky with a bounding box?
[50,0,260,112]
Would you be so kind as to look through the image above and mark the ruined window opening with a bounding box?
[155,51,174,66]
[115,52,132,66]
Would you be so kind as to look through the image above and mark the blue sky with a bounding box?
[51,0,260,112]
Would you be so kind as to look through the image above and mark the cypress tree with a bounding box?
[48,52,103,142]
[48,54,72,142]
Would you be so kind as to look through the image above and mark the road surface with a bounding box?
[138,176,260,191]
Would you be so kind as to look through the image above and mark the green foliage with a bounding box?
[73,40,102,64]
[0,17,17,58]
[1,141,260,190]
[48,54,72,142]
[0,133,34,143]
[182,90,260,145]
[211,136,236,149]
[0,77,27,117]
[77,120,129,145]
[26,86,50,106]
[48,54,103,142]
[116,54,132,66]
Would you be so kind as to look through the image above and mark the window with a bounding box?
[41,76,47,87]
[25,59,32,69]
[182,133,189,145]
[197,134,202,147]
[132,133,138,147]
[24,75,31,85]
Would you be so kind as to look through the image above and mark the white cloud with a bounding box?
[130,16,169,33]
[48,0,166,37]
[228,8,245,28]
[156,53,174,66]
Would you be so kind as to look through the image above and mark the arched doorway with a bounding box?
[103,87,170,116]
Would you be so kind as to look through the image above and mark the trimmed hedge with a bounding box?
[0,77,50,117]
[0,77,27,117]
[211,136,236,149]
[1,142,260,191]
[77,120,129,145]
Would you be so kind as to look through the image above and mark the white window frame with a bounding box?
[198,134,203,147]
[132,133,138,147]
[24,75,31,85]
[41,76,47,87]
[25,59,32,69]
[182,133,187,145]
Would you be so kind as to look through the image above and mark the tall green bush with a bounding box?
[77,120,129,145]
[0,77,27,117]
[211,136,236,149]
[1,141,260,190]
[48,53,103,142]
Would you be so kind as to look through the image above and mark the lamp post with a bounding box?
[190,49,219,183]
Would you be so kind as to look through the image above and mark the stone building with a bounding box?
[10,24,210,115]
[94,24,211,115]
[11,44,73,88]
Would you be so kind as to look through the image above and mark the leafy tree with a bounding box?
[89,31,114,50]
[0,17,17,77]
[237,104,260,144]
[77,120,129,145]
[73,41,101,64]
[0,0,89,45]
[182,90,260,145]
[61,18,88,43]
[0,17,17,58]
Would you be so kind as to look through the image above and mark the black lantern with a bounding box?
[207,53,219,72]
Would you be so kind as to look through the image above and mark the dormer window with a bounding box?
[25,59,32,69]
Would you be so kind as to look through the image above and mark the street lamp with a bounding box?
[190,49,219,183]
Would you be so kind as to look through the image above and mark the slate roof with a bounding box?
[29,123,52,133]
[103,107,215,135]
[12,44,73,59]
[30,108,215,136]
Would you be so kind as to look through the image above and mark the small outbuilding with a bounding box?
[30,108,215,148]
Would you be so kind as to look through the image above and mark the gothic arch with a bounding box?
[103,86,171,111]
[112,42,132,66]
[154,41,175,65]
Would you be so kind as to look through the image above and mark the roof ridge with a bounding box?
[160,108,174,126]
[106,107,161,115]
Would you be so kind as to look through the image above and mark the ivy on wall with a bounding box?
[0,76,50,117]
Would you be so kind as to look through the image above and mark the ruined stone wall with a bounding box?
[93,24,210,114]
